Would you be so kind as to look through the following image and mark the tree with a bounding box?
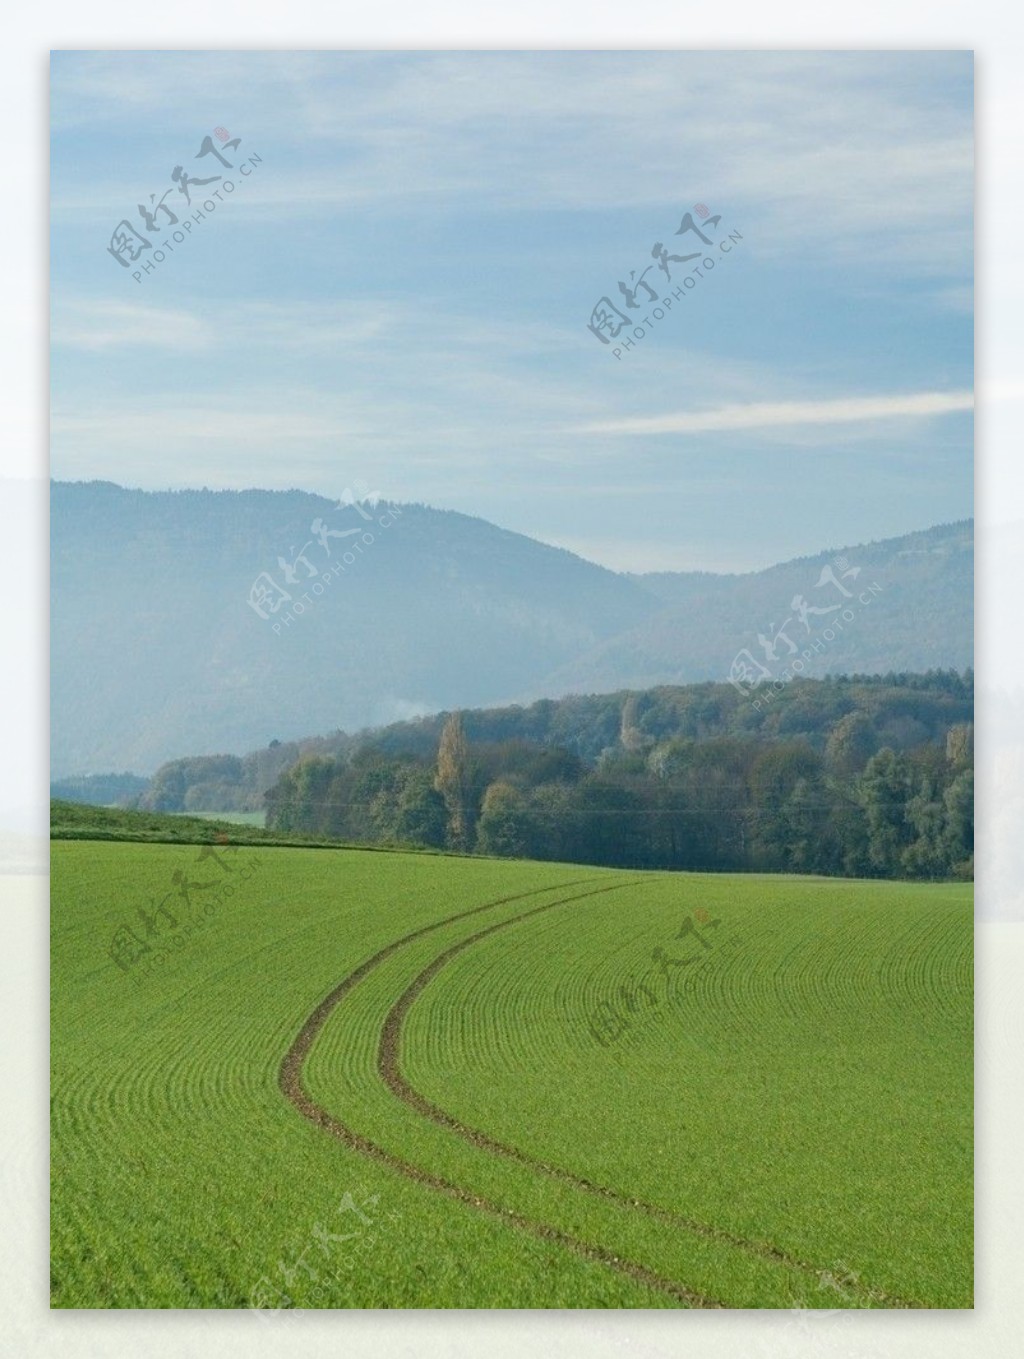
[571,778,646,867]
[520,782,577,862]
[647,736,695,782]
[902,774,948,879]
[141,762,188,812]
[748,743,821,805]
[779,777,828,874]
[619,694,651,754]
[825,711,878,777]
[476,782,528,857]
[266,755,337,835]
[394,771,448,848]
[942,769,974,877]
[255,673,971,879]
[946,723,974,769]
[435,712,472,850]
[859,748,913,876]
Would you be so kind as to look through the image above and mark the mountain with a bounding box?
[555,518,974,694]
[51,482,658,775]
[51,481,973,776]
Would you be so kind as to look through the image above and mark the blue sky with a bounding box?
[50,50,973,572]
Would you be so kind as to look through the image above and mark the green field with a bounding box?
[51,834,973,1309]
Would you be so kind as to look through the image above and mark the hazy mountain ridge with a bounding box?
[547,519,973,695]
[51,481,658,775]
[51,481,973,776]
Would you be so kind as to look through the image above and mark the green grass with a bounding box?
[51,831,972,1309]
[51,797,415,852]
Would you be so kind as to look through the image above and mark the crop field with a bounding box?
[51,835,973,1309]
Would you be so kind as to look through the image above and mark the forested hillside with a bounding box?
[125,672,972,881]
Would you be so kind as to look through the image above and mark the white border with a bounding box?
[6,6,1018,1355]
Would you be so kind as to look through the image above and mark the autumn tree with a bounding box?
[435,712,473,850]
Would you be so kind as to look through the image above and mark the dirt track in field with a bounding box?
[281,873,921,1308]
[279,878,725,1307]
[376,890,924,1309]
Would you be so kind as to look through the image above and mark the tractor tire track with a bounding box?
[279,877,724,1308]
[378,890,925,1310]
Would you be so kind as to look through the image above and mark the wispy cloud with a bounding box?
[51,299,211,352]
[51,51,972,274]
[572,391,975,437]
[51,297,399,354]
[51,398,367,451]
[50,52,973,574]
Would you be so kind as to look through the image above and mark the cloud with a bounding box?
[51,299,211,352]
[50,51,972,276]
[51,297,398,354]
[51,400,363,451]
[571,390,975,437]
[48,54,974,571]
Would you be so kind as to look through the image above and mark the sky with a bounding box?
[50,50,973,573]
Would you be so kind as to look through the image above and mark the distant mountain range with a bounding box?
[51,481,972,776]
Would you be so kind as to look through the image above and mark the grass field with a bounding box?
[51,827,973,1309]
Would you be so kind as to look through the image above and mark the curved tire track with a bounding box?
[279,877,724,1308]
[378,888,925,1310]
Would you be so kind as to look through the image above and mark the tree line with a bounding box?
[264,675,973,880]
